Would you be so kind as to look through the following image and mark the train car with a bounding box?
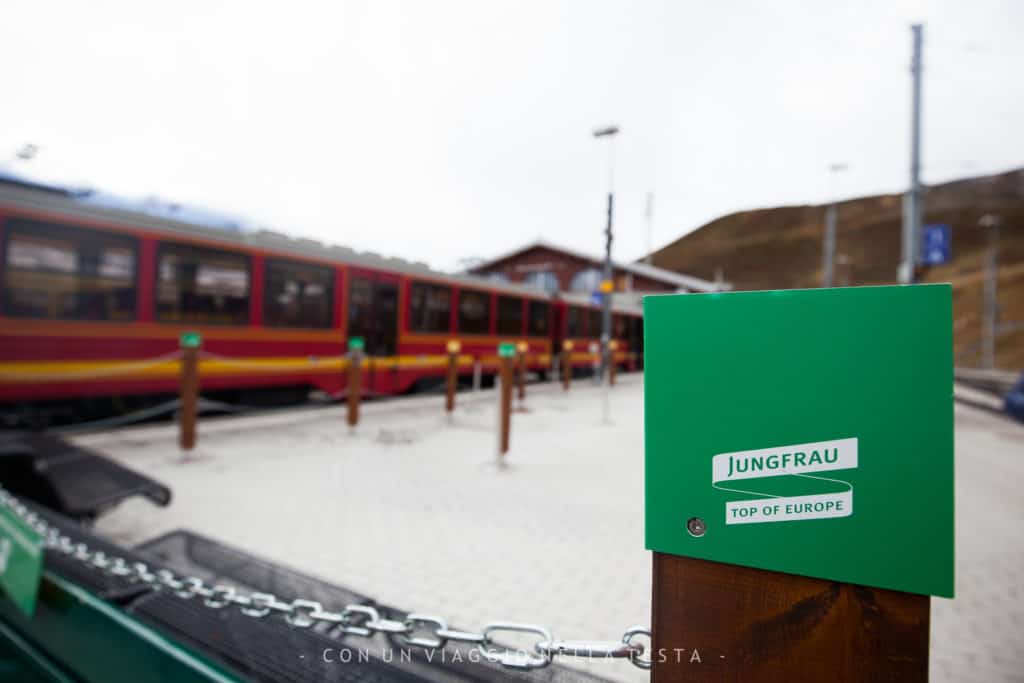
[553,292,643,373]
[0,177,641,426]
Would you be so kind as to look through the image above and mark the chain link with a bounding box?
[0,487,651,671]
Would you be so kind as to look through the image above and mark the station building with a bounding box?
[467,240,728,304]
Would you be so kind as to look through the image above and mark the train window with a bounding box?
[348,277,373,338]
[566,306,583,337]
[263,259,334,328]
[409,281,451,333]
[156,243,250,325]
[496,296,523,335]
[458,289,490,335]
[527,300,549,336]
[2,218,136,321]
[588,309,602,337]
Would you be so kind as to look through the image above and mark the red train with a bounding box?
[0,178,643,425]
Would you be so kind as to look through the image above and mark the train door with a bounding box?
[347,269,400,394]
[347,270,398,357]
[630,316,644,369]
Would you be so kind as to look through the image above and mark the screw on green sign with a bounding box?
[0,505,43,616]
[348,337,365,353]
[497,342,517,358]
[643,284,954,597]
[179,332,202,349]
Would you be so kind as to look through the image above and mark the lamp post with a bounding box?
[593,124,619,381]
[822,163,848,288]
[979,214,1001,369]
[901,23,924,284]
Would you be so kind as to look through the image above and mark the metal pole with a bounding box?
[601,195,614,379]
[644,192,654,265]
[822,203,837,287]
[822,164,846,288]
[593,125,618,381]
[981,215,1001,369]
[901,23,924,284]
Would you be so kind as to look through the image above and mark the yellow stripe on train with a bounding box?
[0,353,561,384]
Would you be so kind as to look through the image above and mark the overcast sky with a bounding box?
[1,1,1021,271]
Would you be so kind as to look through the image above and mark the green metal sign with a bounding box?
[348,337,365,352]
[179,332,202,349]
[0,506,43,616]
[497,342,517,358]
[644,285,954,597]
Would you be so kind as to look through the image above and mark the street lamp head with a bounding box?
[593,125,620,138]
[829,163,849,173]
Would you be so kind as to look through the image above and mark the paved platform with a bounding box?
[77,375,1024,682]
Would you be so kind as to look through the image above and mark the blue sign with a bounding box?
[921,224,952,265]
[590,292,604,306]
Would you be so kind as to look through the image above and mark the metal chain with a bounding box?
[0,488,652,671]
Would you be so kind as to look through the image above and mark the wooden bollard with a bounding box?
[497,343,515,455]
[347,337,364,429]
[178,331,201,451]
[608,340,617,386]
[445,340,460,413]
[651,555,929,681]
[515,341,528,402]
[561,341,573,391]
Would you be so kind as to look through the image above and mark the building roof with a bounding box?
[469,239,729,293]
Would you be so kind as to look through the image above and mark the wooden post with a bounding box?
[515,342,528,402]
[446,340,460,413]
[608,340,617,387]
[651,553,930,682]
[347,351,361,428]
[498,356,513,455]
[179,343,198,451]
[561,341,573,391]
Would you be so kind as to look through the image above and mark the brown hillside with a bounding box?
[649,168,1024,370]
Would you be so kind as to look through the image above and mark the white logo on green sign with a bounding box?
[712,437,858,525]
